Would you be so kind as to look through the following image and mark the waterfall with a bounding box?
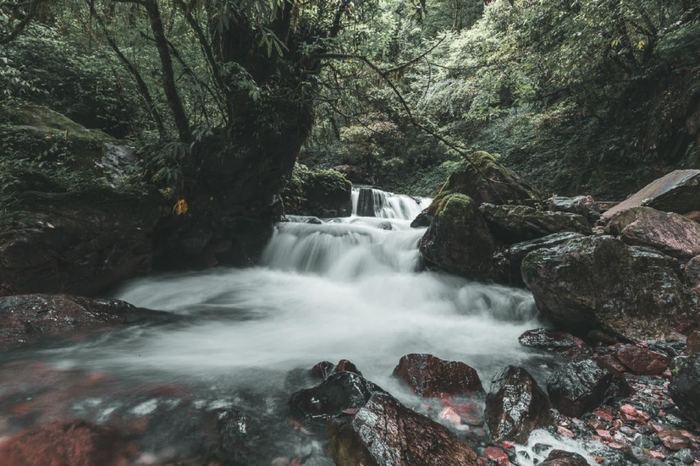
[352,187,430,219]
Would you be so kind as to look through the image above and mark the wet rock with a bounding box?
[521,235,698,340]
[603,169,700,219]
[548,195,600,221]
[606,207,700,259]
[482,446,511,465]
[687,330,700,355]
[479,203,591,244]
[613,344,670,375]
[539,449,589,466]
[0,294,169,350]
[410,208,432,228]
[392,353,484,398]
[669,355,700,424]
[547,359,618,418]
[494,232,584,286]
[310,361,336,380]
[288,372,384,420]
[485,366,552,443]
[658,428,693,451]
[518,328,589,358]
[328,393,478,466]
[310,360,362,381]
[283,215,324,224]
[334,359,362,375]
[419,194,496,280]
[0,420,133,466]
[685,255,700,296]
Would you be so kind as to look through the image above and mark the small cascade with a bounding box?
[353,187,430,219]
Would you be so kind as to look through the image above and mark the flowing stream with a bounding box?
[0,188,595,465]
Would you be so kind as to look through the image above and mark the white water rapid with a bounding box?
[1,187,600,465]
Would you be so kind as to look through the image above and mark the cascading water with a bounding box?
[0,187,595,465]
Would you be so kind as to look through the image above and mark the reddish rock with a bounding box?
[0,420,133,466]
[619,404,650,424]
[485,366,552,443]
[602,169,700,219]
[334,359,361,375]
[310,361,335,379]
[483,446,511,465]
[606,207,700,259]
[613,344,670,375]
[658,428,693,451]
[393,353,483,398]
[329,393,478,466]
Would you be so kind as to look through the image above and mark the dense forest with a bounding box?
[0,1,699,465]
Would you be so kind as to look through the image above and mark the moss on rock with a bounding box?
[282,163,352,217]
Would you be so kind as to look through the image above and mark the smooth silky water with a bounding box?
[0,188,596,465]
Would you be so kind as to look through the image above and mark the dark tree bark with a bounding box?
[144,0,191,142]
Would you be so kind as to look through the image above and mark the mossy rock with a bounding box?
[282,163,352,217]
[419,193,496,279]
[0,104,158,296]
[429,151,541,215]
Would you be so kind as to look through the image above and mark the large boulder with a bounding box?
[546,359,618,417]
[669,355,700,424]
[522,235,698,340]
[480,203,591,243]
[493,232,584,286]
[606,207,700,259]
[0,104,159,296]
[419,194,495,279]
[281,163,352,217]
[288,372,384,420]
[0,294,168,350]
[603,169,700,219]
[484,366,552,443]
[328,393,478,466]
[392,353,483,398]
[430,151,540,209]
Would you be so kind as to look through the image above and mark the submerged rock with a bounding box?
[603,169,700,219]
[485,366,552,443]
[606,207,700,259]
[670,355,700,424]
[522,235,698,340]
[0,420,133,466]
[392,353,483,398]
[0,294,168,350]
[546,359,621,418]
[479,203,591,243]
[328,393,478,466]
[288,372,384,420]
[419,194,495,279]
